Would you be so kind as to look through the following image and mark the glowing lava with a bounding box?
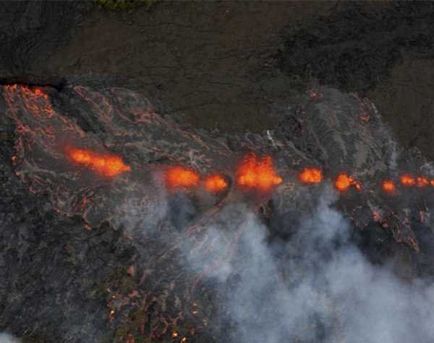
[165,166,200,190]
[381,180,396,194]
[204,174,228,193]
[236,154,282,192]
[66,147,131,177]
[335,173,361,192]
[298,167,323,184]
[400,174,415,187]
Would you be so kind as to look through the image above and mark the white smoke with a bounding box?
[184,186,434,343]
[114,171,434,343]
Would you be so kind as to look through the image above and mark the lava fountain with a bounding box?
[235,154,282,192]
[165,166,200,190]
[298,167,323,185]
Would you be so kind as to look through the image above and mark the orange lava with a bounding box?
[400,174,415,187]
[165,166,200,189]
[298,167,323,184]
[431,180,434,187]
[335,173,361,192]
[381,180,396,194]
[236,154,282,192]
[204,174,228,193]
[67,147,131,177]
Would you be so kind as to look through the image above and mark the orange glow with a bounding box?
[66,147,131,177]
[431,180,434,187]
[381,180,396,194]
[165,166,200,189]
[416,176,429,188]
[236,154,282,192]
[204,174,228,193]
[298,167,323,184]
[335,173,361,192]
[400,174,415,187]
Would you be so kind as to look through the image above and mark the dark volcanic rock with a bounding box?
[0,1,88,78]
[278,2,434,93]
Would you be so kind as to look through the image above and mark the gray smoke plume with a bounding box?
[182,186,434,343]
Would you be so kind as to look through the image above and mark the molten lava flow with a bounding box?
[335,173,361,192]
[165,166,200,190]
[431,179,434,187]
[400,174,415,187]
[66,147,131,177]
[204,174,228,193]
[381,180,396,194]
[416,176,429,188]
[236,154,282,192]
[298,167,323,185]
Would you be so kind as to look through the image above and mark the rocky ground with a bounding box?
[0,1,433,157]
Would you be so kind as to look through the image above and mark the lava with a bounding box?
[335,173,361,192]
[204,174,228,193]
[298,167,323,184]
[381,180,396,194]
[66,147,131,177]
[165,166,200,190]
[400,174,415,187]
[236,154,282,192]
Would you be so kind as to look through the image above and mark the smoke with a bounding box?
[181,186,434,343]
[106,166,434,342]
[0,333,20,343]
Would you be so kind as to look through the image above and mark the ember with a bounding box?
[298,167,323,184]
[165,166,200,189]
[236,154,282,191]
[381,180,396,194]
[66,147,131,177]
[335,173,361,192]
[204,174,228,193]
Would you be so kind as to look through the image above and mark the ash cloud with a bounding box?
[182,187,434,343]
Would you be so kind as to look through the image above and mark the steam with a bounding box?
[182,187,434,343]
